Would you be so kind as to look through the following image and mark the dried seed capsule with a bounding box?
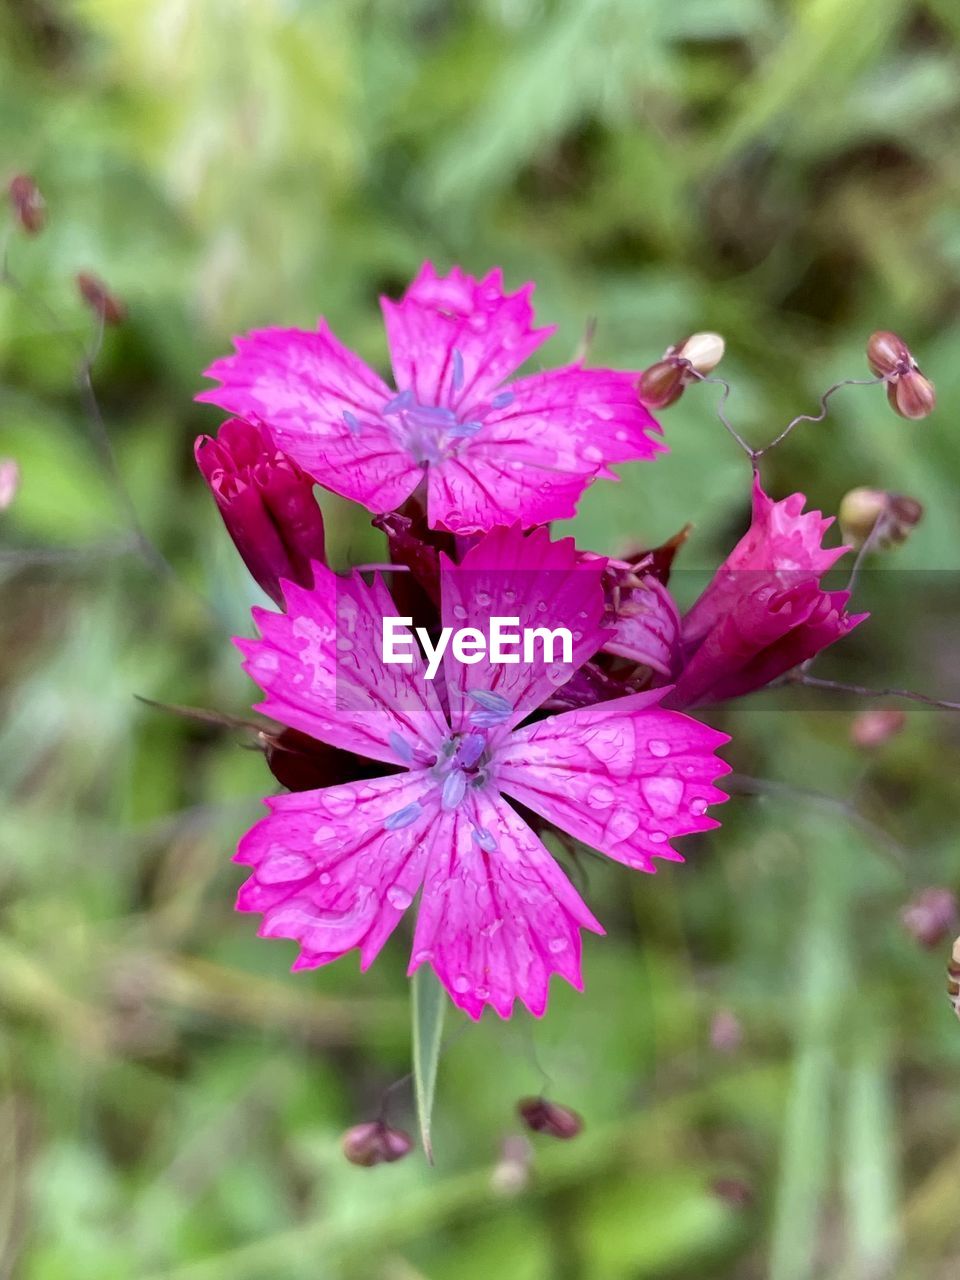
[76,272,126,325]
[638,359,686,409]
[8,174,46,234]
[866,330,913,378]
[517,1097,583,1140]
[341,1121,413,1167]
[888,370,936,421]
[678,331,725,375]
[839,488,923,549]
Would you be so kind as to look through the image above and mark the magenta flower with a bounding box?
[235,526,729,1018]
[198,263,665,535]
[667,476,867,708]
[195,417,326,605]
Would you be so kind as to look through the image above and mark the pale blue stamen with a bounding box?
[471,826,497,853]
[383,388,414,415]
[441,771,467,810]
[388,731,414,764]
[447,419,484,438]
[452,347,464,392]
[468,689,513,728]
[384,801,422,831]
[456,732,486,770]
[491,390,515,409]
[343,409,361,435]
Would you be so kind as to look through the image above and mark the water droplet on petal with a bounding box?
[548,937,568,954]
[604,806,640,842]
[587,784,616,808]
[648,739,670,757]
[387,885,413,910]
[324,790,357,817]
[641,776,684,817]
[258,851,315,883]
[453,975,471,994]
[690,798,708,816]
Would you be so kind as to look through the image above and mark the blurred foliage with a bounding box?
[2,0,960,1277]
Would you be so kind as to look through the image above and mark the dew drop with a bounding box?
[453,975,471,994]
[641,775,684,817]
[604,806,640,841]
[387,885,413,910]
[548,937,568,954]
[587,784,616,808]
[648,739,670,757]
[690,798,708,816]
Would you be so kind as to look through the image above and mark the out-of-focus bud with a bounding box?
[76,271,126,325]
[517,1097,583,1140]
[195,418,326,604]
[709,1008,743,1055]
[866,330,912,378]
[947,937,960,1021]
[902,888,958,950]
[839,488,924,549]
[490,1134,533,1195]
[678,331,725,375]
[341,1120,413,1167]
[888,370,936,421]
[638,359,686,409]
[849,707,906,750]
[0,458,19,511]
[711,1177,755,1209]
[8,174,45,235]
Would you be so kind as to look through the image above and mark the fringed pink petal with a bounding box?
[438,526,610,738]
[496,690,730,873]
[381,263,553,412]
[198,323,421,513]
[235,773,437,972]
[605,574,682,677]
[237,563,448,767]
[408,788,602,1020]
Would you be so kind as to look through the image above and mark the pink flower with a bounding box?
[235,526,729,1018]
[667,476,867,708]
[195,417,326,605]
[198,263,665,535]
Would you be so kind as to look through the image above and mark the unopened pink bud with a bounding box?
[0,458,19,511]
[850,708,906,750]
[341,1120,413,1167]
[709,1008,743,1054]
[517,1097,583,1140]
[8,174,45,234]
[902,888,957,950]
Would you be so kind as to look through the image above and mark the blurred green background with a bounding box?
[3,1,960,1277]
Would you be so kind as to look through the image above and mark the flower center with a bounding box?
[433,730,489,809]
[376,350,515,467]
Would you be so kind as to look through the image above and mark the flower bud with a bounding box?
[8,174,45,235]
[638,359,686,409]
[839,488,924,549]
[888,370,936,421]
[902,888,957,950]
[0,458,19,511]
[195,418,326,604]
[490,1134,533,1195]
[709,1008,743,1054]
[678,331,725,375]
[710,1177,754,1209]
[341,1120,413,1167]
[517,1097,583,1140]
[866,330,913,378]
[849,708,906,750]
[76,272,125,326]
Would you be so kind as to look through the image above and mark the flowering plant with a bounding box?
[194,263,936,1160]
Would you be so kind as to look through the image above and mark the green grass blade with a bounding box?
[411,965,447,1165]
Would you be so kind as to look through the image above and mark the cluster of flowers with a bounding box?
[192,263,916,1024]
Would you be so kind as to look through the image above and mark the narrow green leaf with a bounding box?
[411,965,447,1164]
